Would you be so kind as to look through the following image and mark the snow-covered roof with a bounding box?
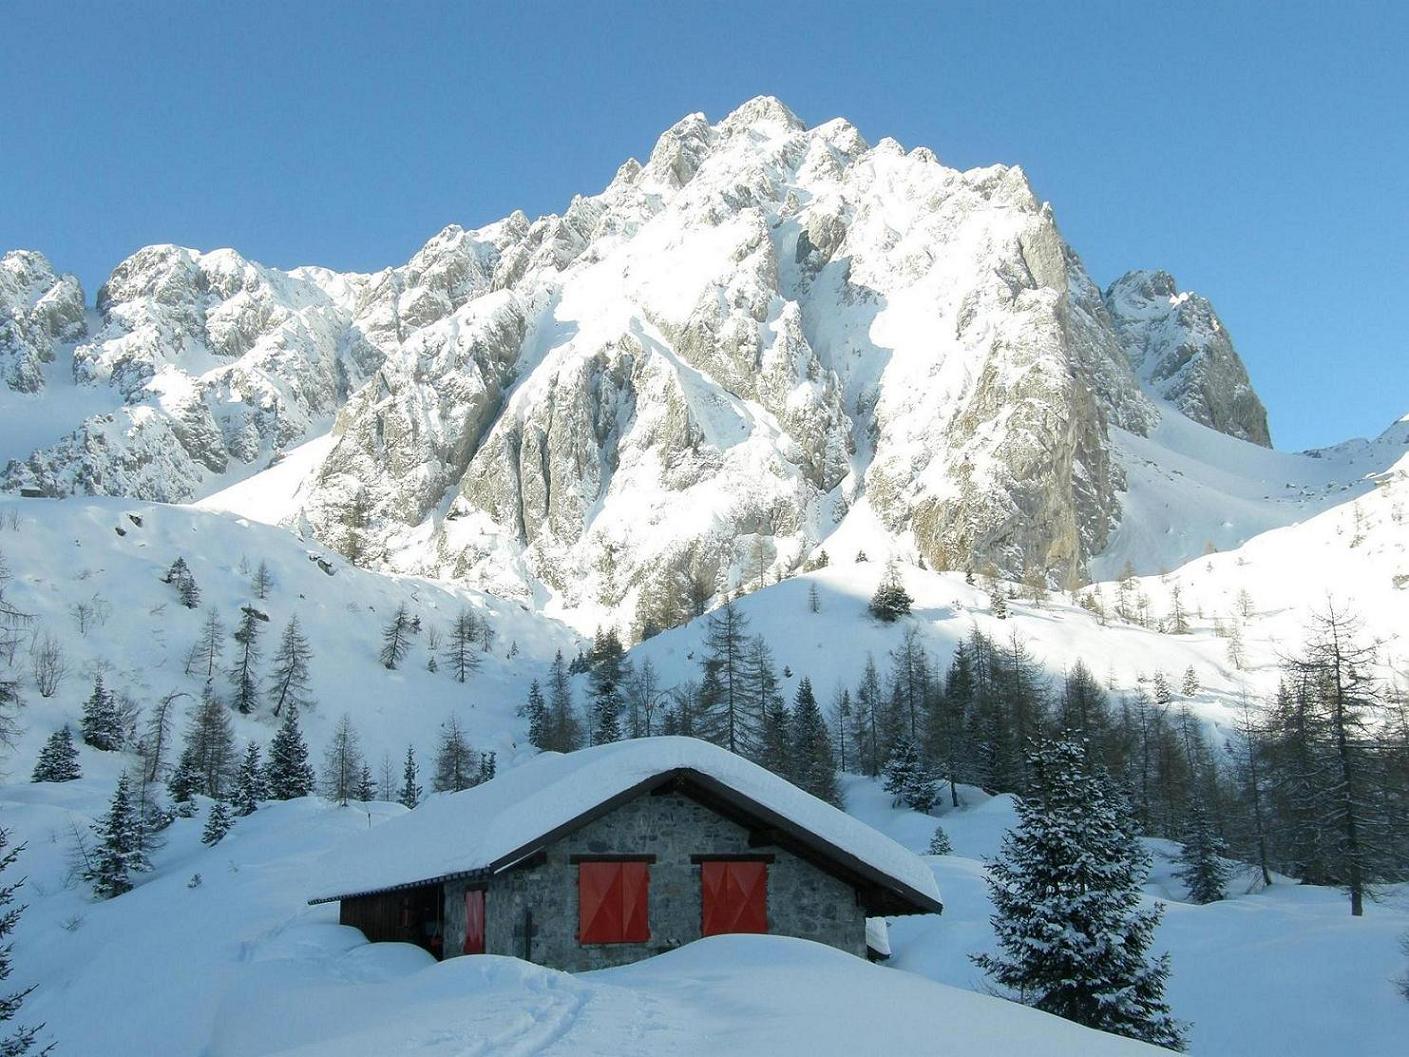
[310,736,941,913]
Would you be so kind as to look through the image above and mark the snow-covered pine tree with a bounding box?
[974,735,1185,1050]
[989,583,1009,620]
[477,751,497,784]
[398,745,421,809]
[233,742,265,816]
[379,604,413,670]
[185,608,224,679]
[1175,800,1230,904]
[264,703,315,799]
[868,560,913,622]
[79,673,123,751]
[228,606,265,714]
[266,614,314,716]
[807,581,820,614]
[883,738,922,806]
[587,626,626,745]
[927,823,952,855]
[443,608,483,683]
[183,680,237,799]
[89,773,150,898]
[0,826,45,1055]
[1181,666,1200,697]
[522,679,549,750]
[166,750,201,816]
[790,677,839,805]
[321,714,366,806]
[201,799,233,846]
[163,557,201,609]
[30,727,80,782]
[432,716,478,793]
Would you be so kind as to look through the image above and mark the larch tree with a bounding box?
[699,602,755,755]
[228,606,265,714]
[442,607,483,683]
[321,714,366,805]
[266,614,314,717]
[379,604,413,670]
[432,716,478,793]
[185,608,225,679]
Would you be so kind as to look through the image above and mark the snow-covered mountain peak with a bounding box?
[1104,268,1271,447]
[0,249,86,393]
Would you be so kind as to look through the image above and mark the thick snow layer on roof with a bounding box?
[311,736,941,906]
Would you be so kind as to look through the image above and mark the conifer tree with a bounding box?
[974,736,1185,1050]
[545,651,582,752]
[166,751,202,816]
[30,727,80,783]
[201,799,234,846]
[181,680,237,799]
[1181,666,1200,697]
[229,606,264,714]
[398,745,422,809]
[266,614,313,717]
[883,737,938,812]
[165,557,201,608]
[89,773,150,899]
[587,627,626,745]
[264,703,315,799]
[321,714,366,805]
[990,583,1009,620]
[432,716,478,793]
[927,823,952,856]
[868,560,913,622]
[443,608,483,683]
[699,603,756,755]
[354,763,376,802]
[233,742,265,816]
[807,582,821,614]
[790,677,839,805]
[379,604,413,670]
[1175,801,1230,904]
[0,826,45,1055]
[80,673,123,751]
[853,655,885,777]
[756,678,792,779]
[522,679,549,751]
[186,608,224,679]
[251,561,275,600]
[477,751,497,784]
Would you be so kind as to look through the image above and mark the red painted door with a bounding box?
[700,861,768,936]
[463,889,485,955]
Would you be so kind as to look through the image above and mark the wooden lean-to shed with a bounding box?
[308,736,942,971]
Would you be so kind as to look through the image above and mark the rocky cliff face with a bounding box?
[1104,269,1271,447]
[1,98,1276,617]
[0,251,86,393]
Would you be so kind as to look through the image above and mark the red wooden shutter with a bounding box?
[578,862,651,944]
[700,861,768,936]
[463,889,485,955]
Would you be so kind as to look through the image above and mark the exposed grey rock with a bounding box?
[1104,269,1271,447]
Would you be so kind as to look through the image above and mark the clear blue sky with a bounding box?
[3,1,1404,450]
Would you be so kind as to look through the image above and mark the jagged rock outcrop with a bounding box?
[1104,269,1271,447]
[2,97,1277,613]
[0,250,86,393]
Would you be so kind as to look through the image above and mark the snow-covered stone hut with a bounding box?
[309,737,942,971]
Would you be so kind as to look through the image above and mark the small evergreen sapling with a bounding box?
[868,561,913,622]
[927,824,953,856]
[31,728,81,782]
[201,800,234,846]
[398,746,422,809]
